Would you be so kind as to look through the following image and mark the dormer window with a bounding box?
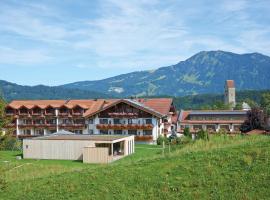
[59,106,69,115]
[72,105,84,115]
[32,107,42,115]
[5,107,15,115]
[19,106,28,115]
[45,106,55,115]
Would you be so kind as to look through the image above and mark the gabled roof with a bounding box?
[83,99,165,118]
[7,98,174,118]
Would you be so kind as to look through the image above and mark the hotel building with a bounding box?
[5,98,177,143]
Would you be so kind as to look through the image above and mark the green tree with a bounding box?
[235,102,242,110]
[240,107,265,133]
[244,98,258,109]
[0,95,13,136]
[212,101,231,110]
[261,93,270,116]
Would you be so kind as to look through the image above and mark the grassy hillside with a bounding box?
[0,136,270,199]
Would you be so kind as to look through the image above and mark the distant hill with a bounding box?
[1,79,268,110]
[62,50,270,96]
[0,80,110,102]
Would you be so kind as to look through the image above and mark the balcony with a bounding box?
[135,135,153,142]
[96,124,153,130]
[58,112,69,116]
[72,112,83,116]
[5,112,15,116]
[4,123,16,128]
[108,112,138,118]
[18,112,29,116]
[59,124,85,129]
[32,112,43,116]
[18,124,33,128]
[44,112,55,116]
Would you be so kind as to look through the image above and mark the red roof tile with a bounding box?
[226,80,235,88]
[7,98,174,118]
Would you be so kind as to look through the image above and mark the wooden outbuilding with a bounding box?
[23,134,134,163]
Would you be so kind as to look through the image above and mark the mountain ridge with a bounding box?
[62,50,270,96]
[0,80,110,102]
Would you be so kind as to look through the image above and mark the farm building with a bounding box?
[23,133,134,163]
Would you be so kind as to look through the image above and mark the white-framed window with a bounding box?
[88,119,94,124]
[114,130,122,135]
[145,119,152,124]
[128,130,137,135]
[99,118,108,124]
[143,130,152,136]
[88,129,94,134]
[74,130,83,134]
[100,130,108,134]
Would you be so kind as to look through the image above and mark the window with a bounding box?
[114,130,122,135]
[145,119,152,124]
[22,129,31,135]
[113,118,121,124]
[143,130,152,136]
[99,119,108,124]
[88,129,94,134]
[88,119,94,124]
[128,119,133,124]
[128,130,137,135]
[35,129,44,135]
[100,130,108,134]
[47,119,56,124]
[74,130,83,134]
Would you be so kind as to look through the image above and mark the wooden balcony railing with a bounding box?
[5,112,15,116]
[18,112,29,116]
[58,112,69,116]
[44,112,55,116]
[59,124,85,128]
[108,112,138,118]
[4,123,16,128]
[96,124,153,130]
[135,135,153,142]
[72,112,83,116]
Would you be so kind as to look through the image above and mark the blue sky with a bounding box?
[0,0,270,86]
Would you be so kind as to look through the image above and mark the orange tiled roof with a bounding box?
[7,98,174,118]
[137,98,173,116]
[226,80,235,88]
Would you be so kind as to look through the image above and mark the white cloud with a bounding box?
[0,46,52,65]
[0,0,270,74]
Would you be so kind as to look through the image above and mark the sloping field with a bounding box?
[0,136,269,200]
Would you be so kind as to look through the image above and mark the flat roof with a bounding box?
[189,111,247,115]
[28,134,131,141]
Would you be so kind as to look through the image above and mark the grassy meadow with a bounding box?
[0,135,269,200]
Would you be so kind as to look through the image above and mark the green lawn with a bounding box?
[0,136,270,200]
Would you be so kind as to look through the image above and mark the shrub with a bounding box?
[0,135,22,151]
[157,135,169,145]
[196,129,209,141]
[217,128,227,135]
[183,127,192,138]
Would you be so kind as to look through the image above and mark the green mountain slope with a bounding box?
[63,51,270,96]
[0,80,110,102]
